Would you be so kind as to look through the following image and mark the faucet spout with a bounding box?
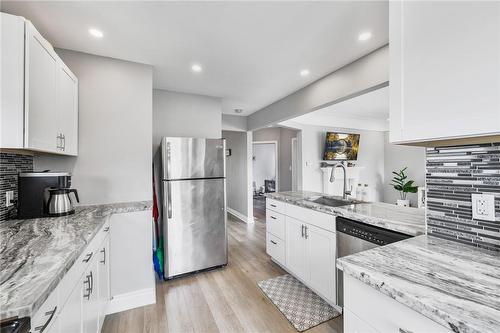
[329,162,350,200]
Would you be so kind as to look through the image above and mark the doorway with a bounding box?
[252,141,278,220]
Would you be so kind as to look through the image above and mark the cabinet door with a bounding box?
[390,1,500,143]
[25,21,59,152]
[285,217,307,282]
[82,259,99,333]
[344,309,379,333]
[57,64,78,155]
[306,224,336,304]
[58,279,82,333]
[97,237,110,331]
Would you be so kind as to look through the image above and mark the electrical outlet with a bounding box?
[5,191,14,207]
[471,193,496,222]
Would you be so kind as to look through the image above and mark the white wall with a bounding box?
[383,132,425,206]
[253,143,276,192]
[223,130,251,220]
[153,89,222,151]
[298,124,385,201]
[222,114,247,132]
[34,49,153,205]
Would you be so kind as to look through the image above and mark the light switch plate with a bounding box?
[471,193,496,221]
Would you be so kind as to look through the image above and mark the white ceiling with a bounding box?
[283,86,389,131]
[2,1,388,116]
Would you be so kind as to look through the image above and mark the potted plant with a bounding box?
[390,167,418,207]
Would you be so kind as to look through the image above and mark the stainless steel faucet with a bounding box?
[329,162,351,200]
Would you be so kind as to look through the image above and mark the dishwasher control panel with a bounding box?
[336,216,410,246]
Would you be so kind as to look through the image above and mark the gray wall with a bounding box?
[223,130,249,217]
[222,114,247,132]
[153,89,222,151]
[383,132,425,207]
[253,127,298,192]
[34,49,153,205]
[248,46,389,130]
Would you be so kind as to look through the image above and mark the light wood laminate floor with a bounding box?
[102,216,343,333]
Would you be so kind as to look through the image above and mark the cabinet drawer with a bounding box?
[345,276,452,333]
[285,204,335,233]
[266,232,285,266]
[58,220,110,308]
[344,308,379,333]
[266,211,285,239]
[31,284,59,333]
[266,198,285,214]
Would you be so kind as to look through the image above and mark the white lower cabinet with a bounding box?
[344,275,452,333]
[58,279,82,333]
[82,259,99,333]
[267,203,336,305]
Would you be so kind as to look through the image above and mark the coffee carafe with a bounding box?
[46,188,79,216]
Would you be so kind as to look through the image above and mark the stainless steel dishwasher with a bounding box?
[336,216,411,307]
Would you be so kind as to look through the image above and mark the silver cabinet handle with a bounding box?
[100,248,106,264]
[82,252,93,263]
[34,306,57,332]
[399,329,414,333]
[62,133,65,151]
[301,225,305,238]
[166,141,171,180]
[103,226,109,232]
[83,275,91,300]
[270,204,277,207]
[270,216,276,220]
[270,240,277,245]
[304,226,309,239]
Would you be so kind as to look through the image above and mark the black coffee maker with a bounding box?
[17,171,77,219]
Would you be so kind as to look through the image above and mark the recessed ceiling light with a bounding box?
[234,108,243,114]
[300,69,310,77]
[191,64,203,73]
[88,28,103,38]
[358,31,372,41]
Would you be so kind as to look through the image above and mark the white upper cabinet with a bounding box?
[25,21,59,152]
[0,13,78,155]
[389,1,500,144]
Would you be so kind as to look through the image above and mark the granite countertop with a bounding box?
[0,201,152,320]
[337,235,500,333]
[266,191,425,236]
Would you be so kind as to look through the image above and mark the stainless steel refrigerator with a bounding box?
[155,137,227,279]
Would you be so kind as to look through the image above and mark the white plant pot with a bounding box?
[397,199,410,207]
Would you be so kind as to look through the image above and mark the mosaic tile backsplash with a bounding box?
[0,153,33,221]
[426,143,500,251]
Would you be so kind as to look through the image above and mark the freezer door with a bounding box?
[163,178,227,278]
[162,137,225,180]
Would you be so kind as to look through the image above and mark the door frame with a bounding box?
[252,141,279,192]
[291,137,297,191]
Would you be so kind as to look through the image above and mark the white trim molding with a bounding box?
[106,287,156,315]
[227,207,254,224]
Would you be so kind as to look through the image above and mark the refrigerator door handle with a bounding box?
[167,181,172,219]
[166,141,171,180]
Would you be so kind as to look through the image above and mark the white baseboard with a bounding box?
[106,287,156,315]
[227,207,254,223]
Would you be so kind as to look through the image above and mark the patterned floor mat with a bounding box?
[258,274,341,331]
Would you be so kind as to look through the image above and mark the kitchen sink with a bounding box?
[306,196,360,207]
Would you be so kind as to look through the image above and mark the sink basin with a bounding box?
[306,196,360,207]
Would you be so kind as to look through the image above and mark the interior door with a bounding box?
[58,64,78,155]
[25,21,58,152]
[285,217,307,282]
[164,178,227,278]
[162,137,225,180]
[306,224,336,303]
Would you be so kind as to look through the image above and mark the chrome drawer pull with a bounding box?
[270,204,276,207]
[399,329,414,333]
[104,226,109,232]
[270,240,277,245]
[100,248,106,264]
[34,306,57,332]
[82,252,93,263]
[270,216,276,219]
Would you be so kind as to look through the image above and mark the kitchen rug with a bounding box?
[257,274,340,331]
